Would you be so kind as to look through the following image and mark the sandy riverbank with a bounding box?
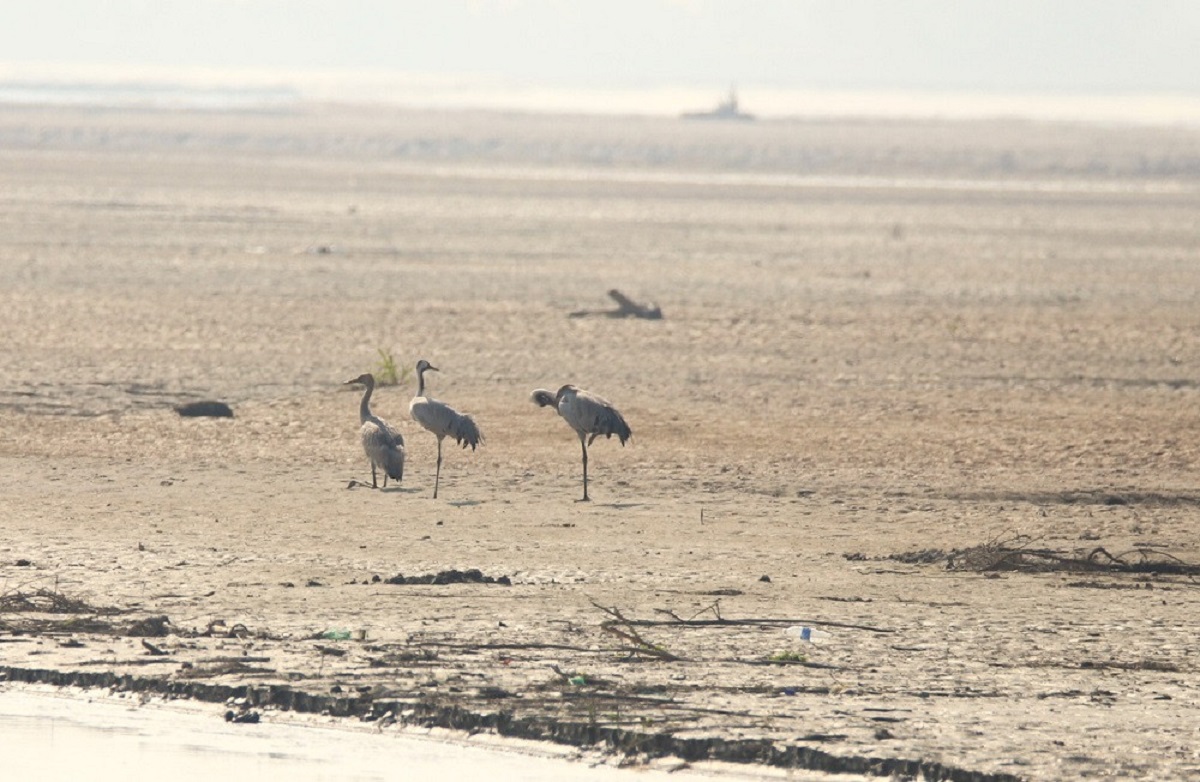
[2,103,1199,780]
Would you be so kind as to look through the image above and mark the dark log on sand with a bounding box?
[568,289,663,320]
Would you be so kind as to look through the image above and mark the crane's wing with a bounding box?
[362,420,405,480]
[411,398,484,450]
[565,390,631,445]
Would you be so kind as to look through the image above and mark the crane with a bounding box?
[531,384,631,501]
[344,373,405,489]
[408,359,484,498]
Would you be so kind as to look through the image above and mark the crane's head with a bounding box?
[530,388,558,408]
[415,359,439,374]
[344,373,375,387]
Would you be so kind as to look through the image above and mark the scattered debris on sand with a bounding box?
[848,534,1200,577]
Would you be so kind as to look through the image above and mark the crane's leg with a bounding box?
[371,461,379,489]
[433,437,444,499]
[579,437,590,502]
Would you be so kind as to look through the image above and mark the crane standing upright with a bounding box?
[408,359,484,499]
[344,373,405,489]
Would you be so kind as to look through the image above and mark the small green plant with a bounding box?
[374,347,408,386]
[769,650,807,663]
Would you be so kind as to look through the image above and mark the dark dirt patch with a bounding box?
[383,569,512,586]
[174,400,234,418]
[1065,580,1161,590]
[124,615,172,637]
[1002,659,1183,674]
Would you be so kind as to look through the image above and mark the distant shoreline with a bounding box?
[1,73,1198,126]
[2,99,1198,184]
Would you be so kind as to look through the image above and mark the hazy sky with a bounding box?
[3,0,1198,95]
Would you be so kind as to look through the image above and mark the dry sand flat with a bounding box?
[1,103,1200,780]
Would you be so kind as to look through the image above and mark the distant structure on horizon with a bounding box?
[681,86,755,121]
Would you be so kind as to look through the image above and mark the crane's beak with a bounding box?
[427,365,440,373]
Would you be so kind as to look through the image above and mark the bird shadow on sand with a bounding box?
[591,502,644,510]
[345,480,421,493]
[448,499,484,507]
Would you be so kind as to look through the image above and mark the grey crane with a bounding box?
[344,373,405,489]
[408,359,484,498]
[531,384,632,501]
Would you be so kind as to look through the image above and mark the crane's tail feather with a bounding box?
[452,414,484,450]
[586,413,632,446]
[385,446,405,481]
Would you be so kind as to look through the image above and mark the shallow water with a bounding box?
[0,689,683,782]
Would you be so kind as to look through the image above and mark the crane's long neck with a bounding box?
[359,380,374,423]
[416,367,427,397]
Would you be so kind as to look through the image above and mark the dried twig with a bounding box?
[401,640,614,654]
[631,615,895,635]
[590,600,683,661]
[0,587,121,615]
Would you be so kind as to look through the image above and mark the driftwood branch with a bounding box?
[404,640,617,654]
[569,289,663,320]
[590,600,683,661]
[639,614,895,634]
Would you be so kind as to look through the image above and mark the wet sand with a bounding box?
[2,103,1200,780]
[1,685,713,782]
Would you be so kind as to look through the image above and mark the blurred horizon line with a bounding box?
[3,62,1200,126]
